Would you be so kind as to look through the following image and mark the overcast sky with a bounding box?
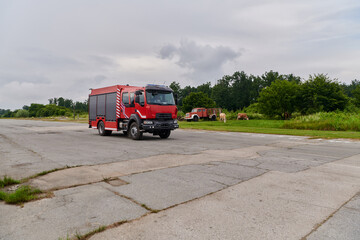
[1,0,360,109]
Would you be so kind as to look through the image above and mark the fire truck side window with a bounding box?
[129,92,135,107]
[139,91,145,104]
[198,109,201,112]
[122,92,129,106]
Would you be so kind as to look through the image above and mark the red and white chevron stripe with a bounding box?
[116,88,121,118]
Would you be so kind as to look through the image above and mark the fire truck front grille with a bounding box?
[156,113,172,119]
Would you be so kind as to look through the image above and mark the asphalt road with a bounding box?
[0,119,359,240]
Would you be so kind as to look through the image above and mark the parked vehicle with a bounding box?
[184,108,221,122]
[89,84,179,140]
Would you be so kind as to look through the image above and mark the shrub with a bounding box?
[283,112,360,131]
[15,109,29,118]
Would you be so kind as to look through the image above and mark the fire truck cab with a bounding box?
[89,84,179,140]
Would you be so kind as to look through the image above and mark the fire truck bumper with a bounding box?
[141,120,179,132]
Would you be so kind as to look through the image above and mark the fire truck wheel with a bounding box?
[193,116,199,122]
[129,122,143,140]
[159,130,171,139]
[211,115,216,121]
[98,121,112,136]
[98,121,105,136]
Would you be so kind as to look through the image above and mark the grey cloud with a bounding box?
[159,40,241,81]
[88,55,118,68]
[94,75,107,84]
[20,48,82,68]
[0,73,50,85]
[159,44,177,59]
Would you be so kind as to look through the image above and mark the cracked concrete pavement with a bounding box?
[0,119,359,240]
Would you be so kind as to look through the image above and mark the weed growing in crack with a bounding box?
[0,176,20,188]
[141,203,159,213]
[102,176,112,182]
[57,235,70,240]
[0,185,42,204]
[73,226,107,240]
[21,165,80,183]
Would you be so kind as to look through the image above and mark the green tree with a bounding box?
[353,85,360,108]
[169,81,181,96]
[64,99,73,108]
[261,70,283,88]
[342,79,360,98]
[57,97,65,107]
[182,92,215,113]
[298,74,347,114]
[231,71,252,110]
[257,80,299,119]
[211,75,232,110]
[169,81,181,106]
[28,104,45,117]
[196,82,212,98]
[284,74,301,84]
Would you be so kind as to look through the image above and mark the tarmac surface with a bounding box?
[0,119,359,240]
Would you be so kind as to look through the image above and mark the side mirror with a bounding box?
[174,93,178,105]
[135,90,142,95]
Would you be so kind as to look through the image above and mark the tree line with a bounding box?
[1,70,359,119]
[170,70,360,119]
[0,98,88,118]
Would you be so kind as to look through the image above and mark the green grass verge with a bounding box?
[2,116,89,124]
[179,120,360,139]
[0,176,20,188]
[0,185,42,204]
[283,112,360,131]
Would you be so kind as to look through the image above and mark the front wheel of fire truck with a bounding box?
[129,122,143,140]
[193,116,199,122]
[159,129,171,139]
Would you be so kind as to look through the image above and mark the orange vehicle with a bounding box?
[184,108,221,122]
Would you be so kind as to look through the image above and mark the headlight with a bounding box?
[174,119,178,124]
[143,120,153,124]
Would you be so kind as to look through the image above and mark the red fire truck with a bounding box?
[89,84,179,140]
[184,108,221,122]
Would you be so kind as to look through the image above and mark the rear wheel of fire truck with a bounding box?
[129,122,143,140]
[193,116,199,122]
[98,121,112,136]
[159,130,171,139]
[211,115,216,121]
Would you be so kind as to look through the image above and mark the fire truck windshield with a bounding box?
[146,90,175,105]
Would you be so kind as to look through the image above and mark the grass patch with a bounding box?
[0,176,20,188]
[179,119,360,139]
[284,112,360,131]
[74,226,107,240]
[0,185,42,204]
